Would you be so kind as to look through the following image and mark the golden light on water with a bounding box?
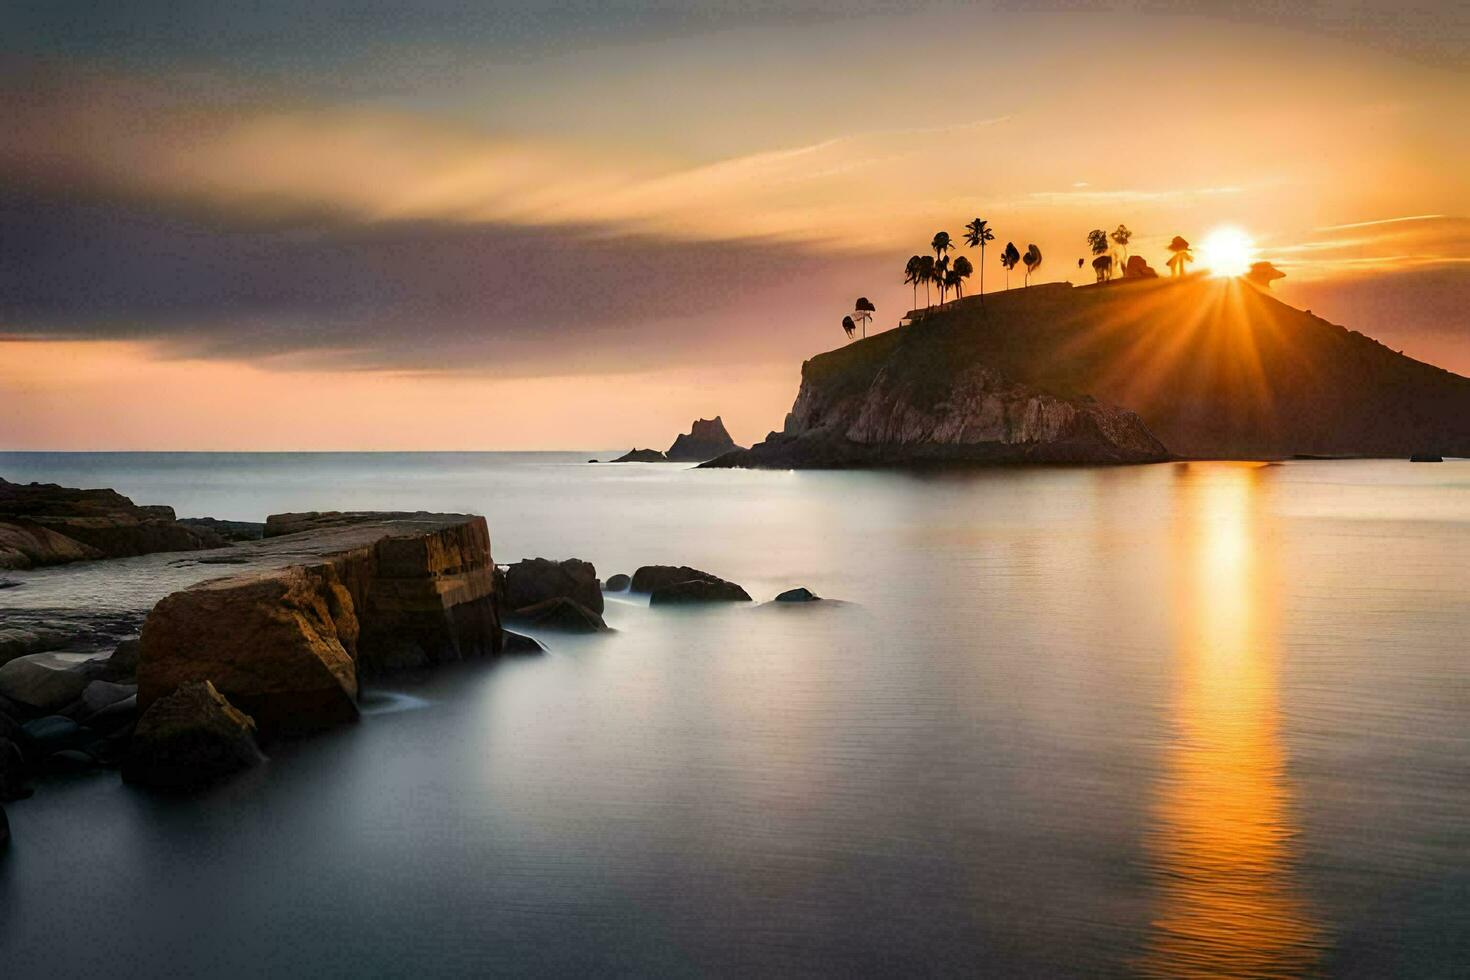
[1139,462,1323,977]
[1198,227,1257,278]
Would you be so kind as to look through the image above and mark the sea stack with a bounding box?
[666,417,743,462]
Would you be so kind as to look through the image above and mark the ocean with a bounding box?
[1,452,1467,976]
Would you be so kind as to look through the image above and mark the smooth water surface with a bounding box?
[1,452,1466,976]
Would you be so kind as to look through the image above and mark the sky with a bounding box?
[2,1,1466,450]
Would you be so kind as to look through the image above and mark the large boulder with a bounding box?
[123,681,266,791]
[602,573,631,591]
[630,565,729,593]
[507,597,609,633]
[649,579,752,605]
[137,514,503,737]
[503,558,603,614]
[666,417,743,462]
[774,587,821,602]
[0,478,225,569]
[0,654,94,712]
[0,627,74,667]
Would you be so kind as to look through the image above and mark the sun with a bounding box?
[1197,226,1257,278]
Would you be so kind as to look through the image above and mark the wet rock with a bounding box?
[503,558,603,615]
[21,714,81,748]
[774,587,821,602]
[0,738,32,800]
[501,630,547,654]
[630,565,728,593]
[0,627,75,667]
[85,695,137,735]
[107,638,141,676]
[602,573,631,591]
[44,749,97,773]
[81,680,136,715]
[123,681,266,791]
[0,654,94,712]
[507,597,609,633]
[649,579,753,605]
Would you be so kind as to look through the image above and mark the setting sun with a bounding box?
[1198,227,1258,278]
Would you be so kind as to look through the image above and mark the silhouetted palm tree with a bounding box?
[963,218,995,299]
[951,255,973,299]
[919,255,936,306]
[903,255,924,310]
[854,296,876,338]
[1087,229,1109,256]
[1092,254,1113,282]
[1166,236,1193,277]
[1023,244,1042,286]
[934,254,951,303]
[931,231,954,263]
[1110,225,1132,268]
[842,315,856,341]
[1000,242,1021,290]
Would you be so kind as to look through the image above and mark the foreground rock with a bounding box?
[0,478,225,569]
[503,558,603,614]
[507,597,609,632]
[123,681,265,791]
[611,448,667,463]
[650,579,752,605]
[138,513,502,738]
[0,653,97,712]
[666,417,744,462]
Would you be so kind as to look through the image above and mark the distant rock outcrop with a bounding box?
[0,478,224,569]
[706,279,1470,463]
[611,448,668,463]
[666,417,743,462]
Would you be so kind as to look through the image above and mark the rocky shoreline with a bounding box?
[0,480,815,840]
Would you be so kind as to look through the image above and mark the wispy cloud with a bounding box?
[1315,214,1448,232]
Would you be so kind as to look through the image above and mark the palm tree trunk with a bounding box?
[979,246,985,300]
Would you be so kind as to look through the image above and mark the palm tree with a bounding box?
[854,296,876,338]
[1166,235,1193,277]
[841,315,856,341]
[963,218,995,299]
[931,231,954,261]
[1110,225,1132,268]
[951,255,973,299]
[919,255,936,306]
[1023,244,1042,286]
[934,255,952,303]
[1086,228,1109,256]
[903,255,924,311]
[1000,241,1021,290]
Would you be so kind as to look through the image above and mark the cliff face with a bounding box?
[707,278,1470,466]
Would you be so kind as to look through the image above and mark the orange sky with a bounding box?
[1,3,1466,449]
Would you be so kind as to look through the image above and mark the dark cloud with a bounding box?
[0,187,880,374]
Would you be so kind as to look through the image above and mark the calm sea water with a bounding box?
[1,452,1467,977]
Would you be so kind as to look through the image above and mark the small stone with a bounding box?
[20,714,80,747]
[774,587,821,603]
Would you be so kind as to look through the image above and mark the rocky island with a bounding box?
[707,278,1470,467]
[612,416,744,463]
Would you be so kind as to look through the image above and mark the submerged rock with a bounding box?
[508,597,608,633]
[503,558,603,615]
[774,587,821,603]
[666,417,744,462]
[611,448,668,463]
[123,681,265,791]
[0,738,32,801]
[649,579,752,605]
[602,573,631,591]
[501,630,547,654]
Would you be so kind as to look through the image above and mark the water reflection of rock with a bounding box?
[1139,462,1324,977]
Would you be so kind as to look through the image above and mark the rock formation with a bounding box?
[603,573,631,591]
[123,681,265,790]
[775,587,821,602]
[503,558,603,614]
[507,597,609,632]
[611,448,668,463]
[666,417,743,462]
[138,513,502,738]
[705,279,1470,463]
[630,565,751,604]
[0,478,223,569]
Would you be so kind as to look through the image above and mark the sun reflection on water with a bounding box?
[1139,462,1324,977]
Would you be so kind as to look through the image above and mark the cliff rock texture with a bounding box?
[706,279,1470,466]
[0,478,224,569]
[138,513,502,737]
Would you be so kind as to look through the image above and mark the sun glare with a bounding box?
[1198,226,1257,278]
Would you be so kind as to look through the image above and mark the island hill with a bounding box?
[705,276,1470,468]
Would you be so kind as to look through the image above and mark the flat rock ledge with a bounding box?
[138,512,504,738]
